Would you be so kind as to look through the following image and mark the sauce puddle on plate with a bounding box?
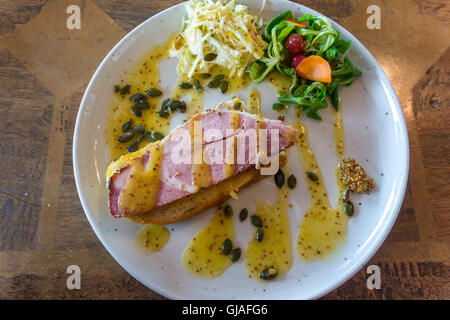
[181,204,234,278]
[294,111,348,261]
[244,184,292,280]
[136,224,170,253]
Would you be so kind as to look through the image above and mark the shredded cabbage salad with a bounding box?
[170,0,267,79]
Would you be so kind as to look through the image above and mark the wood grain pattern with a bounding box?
[0,0,448,299]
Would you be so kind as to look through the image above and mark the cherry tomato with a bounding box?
[290,54,306,68]
[285,33,304,55]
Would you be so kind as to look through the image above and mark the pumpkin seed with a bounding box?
[145,88,162,97]
[135,101,150,110]
[179,101,187,113]
[131,104,142,117]
[344,200,354,217]
[127,140,139,153]
[260,267,278,280]
[193,79,202,91]
[272,103,285,111]
[213,74,225,81]
[117,131,135,143]
[224,204,233,217]
[306,171,319,182]
[287,174,297,189]
[239,208,248,222]
[132,125,145,133]
[121,119,132,132]
[342,189,350,202]
[156,109,169,118]
[230,248,241,262]
[207,79,221,88]
[219,81,228,94]
[114,85,121,93]
[233,102,242,110]
[136,133,143,144]
[167,99,181,111]
[250,215,263,228]
[199,73,211,79]
[221,238,232,255]
[130,93,145,102]
[151,131,164,141]
[256,228,264,242]
[179,82,192,89]
[119,85,130,95]
[274,169,285,188]
[204,53,218,61]
[144,131,154,142]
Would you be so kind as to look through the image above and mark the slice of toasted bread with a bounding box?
[126,155,286,225]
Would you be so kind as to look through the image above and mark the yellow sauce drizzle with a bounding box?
[293,116,348,261]
[181,206,233,278]
[135,224,170,253]
[247,87,260,114]
[118,143,162,214]
[191,119,211,190]
[105,36,174,161]
[224,111,240,179]
[245,184,292,280]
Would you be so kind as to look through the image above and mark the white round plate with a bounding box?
[73,0,408,299]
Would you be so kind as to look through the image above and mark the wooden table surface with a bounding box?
[0,0,449,299]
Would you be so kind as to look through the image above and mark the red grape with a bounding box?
[291,54,306,68]
[285,33,304,55]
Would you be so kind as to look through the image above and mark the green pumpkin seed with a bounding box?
[272,103,285,111]
[144,131,155,142]
[256,228,264,242]
[224,204,233,217]
[204,53,218,61]
[179,82,192,89]
[130,93,145,102]
[193,79,202,91]
[287,174,297,189]
[136,101,150,110]
[219,81,228,94]
[274,169,285,188]
[239,208,248,222]
[306,171,319,182]
[250,215,263,228]
[344,200,354,217]
[213,74,225,81]
[127,140,139,153]
[260,267,278,280]
[119,85,131,95]
[121,119,132,132]
[342,189,350,202]
[179,101,187,113]
[207,79,221,88]
[230,248,241,262]
[117,131,135,143]
[156,109,169,118]
[199,73,211,79]
[136,132,143,144]
[131,104,142,117]
[145,88,162,97]
[167,99,181,111]
[132,125,145,133]
[221,238,232,255]
[114,85,121,93]
[233,102,242,110]
[151,131,164,141]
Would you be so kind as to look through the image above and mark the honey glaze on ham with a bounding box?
[107,102,298,218]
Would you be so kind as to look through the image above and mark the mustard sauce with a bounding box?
[118,143,162,214]
[224,111,240,179]
[247,87,261,114]
[181,205,234,278]
[136,224,170,253]
[293,116,348,261]
[245,184,292,280]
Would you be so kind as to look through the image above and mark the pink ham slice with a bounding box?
[108,106,298,218]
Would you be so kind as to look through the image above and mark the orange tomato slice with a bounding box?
[295,55,332,83]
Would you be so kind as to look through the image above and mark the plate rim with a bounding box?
[73,0,409,300]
